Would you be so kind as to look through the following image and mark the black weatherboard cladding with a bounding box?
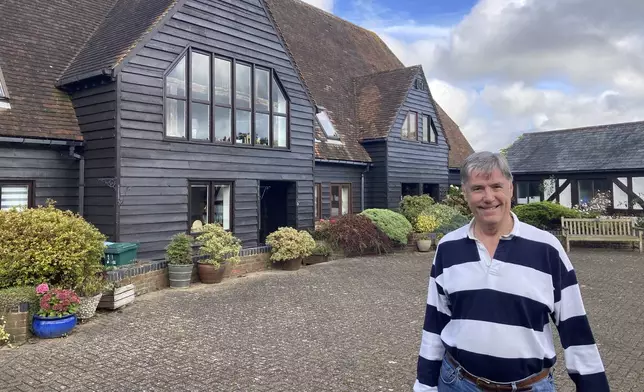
[115,0,314,259]
[506,121,644,174]
[386,76,449,209]
[0,144,79,211]
[314,162,365,218]
[362,141,387,209]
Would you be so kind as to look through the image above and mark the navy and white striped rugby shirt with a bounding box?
[414,213,609,391]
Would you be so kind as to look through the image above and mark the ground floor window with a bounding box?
[0,182,32,210]
[516,181,541,204]
[189,181,233,232]
[402,183,420,197]
[330,183,351,217]
[314,183,321,220]
[577,179,611,205]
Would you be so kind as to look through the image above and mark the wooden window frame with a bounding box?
[314,183,322,220]
[0,180,34,210]
[163,47,291,150]
[330,183,352,217]
[188,180,235,233]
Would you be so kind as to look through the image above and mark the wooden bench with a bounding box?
[561,217,643,253]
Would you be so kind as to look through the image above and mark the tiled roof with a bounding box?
[0,0,119,140]
[505,120,644,173]
[265,0,404,163]
[356,66,420,140]
[58,0,178,86]
[434,101,474,168]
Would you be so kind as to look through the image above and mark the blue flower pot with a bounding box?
[32,314,77,339]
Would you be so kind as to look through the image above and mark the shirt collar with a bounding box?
[467,212,520,241]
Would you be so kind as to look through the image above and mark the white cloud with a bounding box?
[301,0,334,12]
[349,0,644,152]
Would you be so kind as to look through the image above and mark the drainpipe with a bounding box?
[361,165,370,212]
[68,146,85,217]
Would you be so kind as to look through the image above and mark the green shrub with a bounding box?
[311,241,332,256]
[512,201,581,230]
[360,209,413,244]
[165,233,194,265]
[443,185,472,218]
[421,204,461,227]
[266,227,316,262]
[436,214,471,235]
[327,214,392,256]
[0,202,107,289]
[0,286,39,314]
[415,214,440,233]
[399,195,435,225]
[196,223,242,268]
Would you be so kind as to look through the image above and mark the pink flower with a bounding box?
[36,283,49,295]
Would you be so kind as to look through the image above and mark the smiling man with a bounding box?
[413,152,610,391]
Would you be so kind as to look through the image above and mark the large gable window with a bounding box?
[401,111,418,141]
[422,115,438,143]
[164,48,290,148]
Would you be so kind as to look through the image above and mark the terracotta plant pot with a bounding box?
[275,257,302,271]
[198,262,226,284]
[416,239,433,252]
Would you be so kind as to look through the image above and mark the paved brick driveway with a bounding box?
[0,249,642,391]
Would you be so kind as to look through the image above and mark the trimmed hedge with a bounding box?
[512,201,581,230]
[360,209,413,245]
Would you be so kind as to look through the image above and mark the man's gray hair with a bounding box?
[460,151,513,185]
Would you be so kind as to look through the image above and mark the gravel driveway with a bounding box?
[0,249,642,391]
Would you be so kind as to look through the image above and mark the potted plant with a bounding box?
[75,274,107,320]
[414,214,439,252]
[304,241,332,265]
[31,283,80,339]
[195,223,242,284]
[165,233,194,288]
[266,227,316,271]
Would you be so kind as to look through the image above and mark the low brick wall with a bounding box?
[1,303,30,344]
[191,246,272,282]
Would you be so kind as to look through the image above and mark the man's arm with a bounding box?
[414,250,451,392]
[551,245,609,391]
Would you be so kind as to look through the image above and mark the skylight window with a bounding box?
[316,109,339,139]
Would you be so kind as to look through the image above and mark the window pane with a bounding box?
[316,111,338,138]
[430,121,437,143]
[213,184,231,230]
[0,82,4,98]
[255,68,270,112]
[191,52,210,102]
[273,115,287,147]
[422,116,429,142]
[272,79,287,114]
[632,177,644,210]
[331,186,340,216]
[191,103,210,140]
[409,112,418,140]
[165,98,186,138]
[1,185,29,210]
[214,107,232,143]
[341,185,350,215]
[255,113,269,146]
[190,185,209,233]
[235,63,251,109]
[401,115,409,139]
[578,180,593,205]
[166,56,186,98]
[236,110,251,144]
[215,58,231,105]
[613,177,629,209]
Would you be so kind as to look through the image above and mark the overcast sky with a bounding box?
[301,0,644,152]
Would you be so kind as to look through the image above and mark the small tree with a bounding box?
[165,233,194,265]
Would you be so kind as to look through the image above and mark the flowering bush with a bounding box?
[326,214,392,256]
[266,227,316,262]
[415,215,440,234]
[360,209,413,244]
[420,204,461,227]
[36,284,80,318]
[0,316,9,346]
[196,223,242,268]
[573,191,612,218]
[312,219,333,241]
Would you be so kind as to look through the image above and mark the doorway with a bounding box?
[259,181,297,244]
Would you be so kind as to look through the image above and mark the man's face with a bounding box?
[463,168,513,228]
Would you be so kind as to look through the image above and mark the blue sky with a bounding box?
[302,0,644,152]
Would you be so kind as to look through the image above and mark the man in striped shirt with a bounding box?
[413,152,610,391]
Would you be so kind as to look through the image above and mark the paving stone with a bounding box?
[0,249,641,391]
